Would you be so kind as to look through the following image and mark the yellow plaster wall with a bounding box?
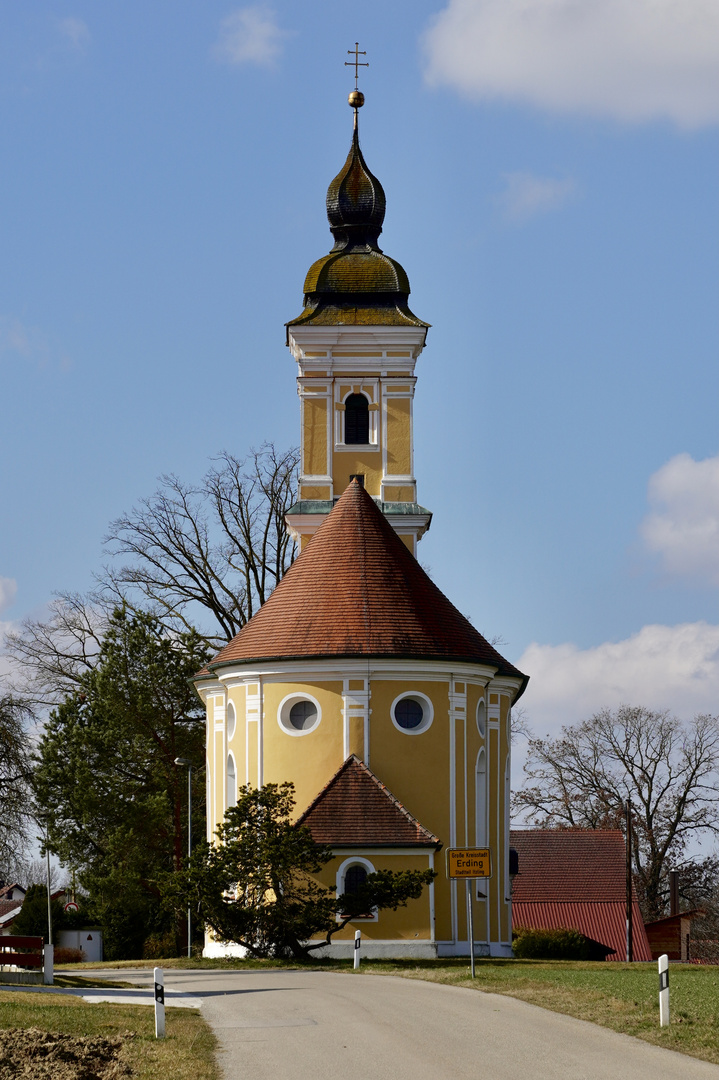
[310,852,434,941]
[488,724,500,943]
[368,679,452,940]
[499,697,511,943]
[205,669,515,951]
[385,397,412,476]
[299,485,331,500]
[226,685,246,792]
[383,485,416,503]
[303,397,328,476]
[332,453,382,499]
[261,680,344,816]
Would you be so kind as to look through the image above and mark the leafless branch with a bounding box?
[512,706,719,919]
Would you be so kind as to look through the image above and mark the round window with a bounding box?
[390,692,433,735]
[226,701,236,740]
[395,698,424,729]
[277,693,322,736]
[289,700,317,730]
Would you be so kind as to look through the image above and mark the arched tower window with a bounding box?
[344,393,369,444]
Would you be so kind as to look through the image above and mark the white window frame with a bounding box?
[476,697,486,737]
[277,692,322,736]
[335,856,378,922]
[390,691,434,735]
[226,700,237,741]
[226,750,237,809]
[336,388,378,449]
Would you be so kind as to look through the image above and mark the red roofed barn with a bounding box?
[510,829,652,961]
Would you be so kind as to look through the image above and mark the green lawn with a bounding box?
[365,958,719,1065]
[0,989,219,1080]
[54,955,719,1066]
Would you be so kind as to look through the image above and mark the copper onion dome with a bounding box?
[287,102,428,330]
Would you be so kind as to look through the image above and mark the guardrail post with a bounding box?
[658,954,669,1027]
[353,930,361,970]
[154,967,165,1038]
[43,944,53,985]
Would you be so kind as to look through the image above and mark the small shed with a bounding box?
[643,911,700,961]
[510,829,652,961]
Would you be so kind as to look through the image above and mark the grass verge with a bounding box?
[361,958,719,1065]
[55,955,719,1065]
[0,989,219,1080]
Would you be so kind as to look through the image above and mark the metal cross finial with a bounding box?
[345,42,368,89]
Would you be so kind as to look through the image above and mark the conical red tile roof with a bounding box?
[205,481,527,687]
[297,755,440,847]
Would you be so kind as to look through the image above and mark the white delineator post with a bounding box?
[154,967,165,1038]
[353,930,361,970]
[43,944,54,986]
[658,954,669,1027]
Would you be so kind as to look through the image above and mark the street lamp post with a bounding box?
[36,831,53,946]
[174,757,193,958]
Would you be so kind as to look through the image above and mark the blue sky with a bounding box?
[0,1,717,738]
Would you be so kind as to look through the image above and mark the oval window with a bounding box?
[477,699,486,737]
[391,692,433,735]
[226,701,236,740]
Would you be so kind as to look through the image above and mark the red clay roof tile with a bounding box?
[510,829,653,960]
[297,755,440,847]
[205,481,527,686]
[510,829,639,904]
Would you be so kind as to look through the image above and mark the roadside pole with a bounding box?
[154,967,165,1038]
[446,848,491,978]
[466,880,475,979]
[354,930,361,970]
[658,954,669,1027]
[45,845,52,947]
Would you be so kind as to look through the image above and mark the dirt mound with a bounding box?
[0,1027,134,1079]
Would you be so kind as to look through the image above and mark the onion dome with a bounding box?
[287,104,428,330]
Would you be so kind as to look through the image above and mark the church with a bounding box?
[195,83,528,959]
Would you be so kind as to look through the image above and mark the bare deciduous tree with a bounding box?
[5,444,299,706]
[0,694,35,880]
[4,593,106,707]
[102,444,298,648]
[513,706,719,920]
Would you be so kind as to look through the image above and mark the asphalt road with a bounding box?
[78,967,719,1080]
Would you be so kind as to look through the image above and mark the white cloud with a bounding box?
[0,316,71,372]
[497,172,575,222]
[640,453,719,586]
[516,622,719,739]
[0,578,17,616]
[213,6,287,68]
[58,17,90,52]
[422,0,719,128]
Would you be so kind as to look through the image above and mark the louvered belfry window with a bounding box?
[344,393,369,444]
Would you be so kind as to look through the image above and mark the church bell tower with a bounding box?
[285,83,432,554]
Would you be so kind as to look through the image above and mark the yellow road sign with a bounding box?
[446,848,491,879]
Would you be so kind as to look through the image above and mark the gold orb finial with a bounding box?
[348,89,364,109]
